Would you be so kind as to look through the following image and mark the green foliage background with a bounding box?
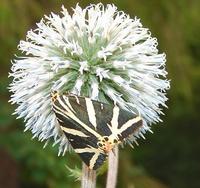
[0,0,199,188]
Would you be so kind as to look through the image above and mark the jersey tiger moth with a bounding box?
[51,91,142,170]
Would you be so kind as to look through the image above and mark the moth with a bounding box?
[51,91,143,170]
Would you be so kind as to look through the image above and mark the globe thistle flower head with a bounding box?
[9,3,170,155]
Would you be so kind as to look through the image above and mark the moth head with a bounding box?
[51,90,59,102]
[97,136,120,153]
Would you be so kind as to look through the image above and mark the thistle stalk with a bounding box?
[81,163,96,188]
[106,146,119,188]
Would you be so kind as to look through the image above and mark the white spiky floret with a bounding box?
[9,3,170,155]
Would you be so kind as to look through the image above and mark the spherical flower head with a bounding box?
[9,3,170,154]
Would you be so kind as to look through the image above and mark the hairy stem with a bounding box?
[81,163,96,188]
[106,146,119,188]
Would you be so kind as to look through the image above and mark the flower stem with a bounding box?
[106,146,119,188]
[81,163,96,188]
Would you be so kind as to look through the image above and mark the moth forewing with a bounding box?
[117,116,143,141]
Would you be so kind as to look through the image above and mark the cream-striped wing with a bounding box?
[51,91,143,170]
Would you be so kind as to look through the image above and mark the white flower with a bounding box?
[9,3,170,155]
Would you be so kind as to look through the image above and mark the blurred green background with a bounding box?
[0,0,200,188]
